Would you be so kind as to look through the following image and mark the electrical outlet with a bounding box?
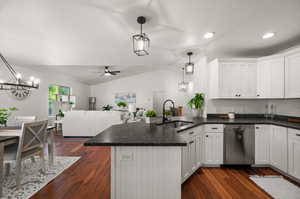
[120,152,134,161]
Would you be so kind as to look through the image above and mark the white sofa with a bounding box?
[62,110,122,137]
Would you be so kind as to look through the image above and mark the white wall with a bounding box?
[0,65,90,120]
[90,57,208,116]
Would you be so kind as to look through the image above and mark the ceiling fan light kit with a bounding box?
[0,53,39,99]
[185,52,194,75]
[133,16,150,56]
[103,66,120,76]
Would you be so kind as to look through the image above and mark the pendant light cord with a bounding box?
[140,23,143,35]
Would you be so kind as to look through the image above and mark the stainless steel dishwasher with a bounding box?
[224,125,255,165]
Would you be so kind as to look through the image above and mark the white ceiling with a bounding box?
[0,0,300,84]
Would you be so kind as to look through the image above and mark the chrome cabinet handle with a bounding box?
[189,141,194,144]
[189,132,194,135]
[211,127,218,130]
[296,134,300,137]
[206,135,209,138]
[256,127,260,129]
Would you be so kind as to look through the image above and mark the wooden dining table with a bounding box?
[0,126,56,197]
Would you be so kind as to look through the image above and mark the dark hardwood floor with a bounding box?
[30,135,300,199]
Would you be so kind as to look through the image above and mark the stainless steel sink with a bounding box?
[156,120,193,128]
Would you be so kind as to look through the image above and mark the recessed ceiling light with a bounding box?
[262,32,275,39]
[203,32,215,39]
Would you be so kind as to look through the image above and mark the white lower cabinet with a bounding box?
[181,127,204,182]
[195,134,203,168]
[255,125,271,164]
[181,144,190,181]
[288,129,300,179]
[204,132,224,165]
[270,126,288,172]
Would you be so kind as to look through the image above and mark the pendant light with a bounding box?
[185,52,194,75]
[132,16,150,56]
[178,67,188,92]
[0,53,40,91]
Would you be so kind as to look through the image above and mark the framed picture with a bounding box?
[115,92,136,104]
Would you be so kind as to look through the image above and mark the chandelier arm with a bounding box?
[0,53,18,81]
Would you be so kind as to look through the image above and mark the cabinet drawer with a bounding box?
[180,128,200,139]
[204,124,224,133]
[288,128,300,140]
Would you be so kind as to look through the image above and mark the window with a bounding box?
[48,85,71,115]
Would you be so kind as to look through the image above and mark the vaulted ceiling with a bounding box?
[0,0,300,84]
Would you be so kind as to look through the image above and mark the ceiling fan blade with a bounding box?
[111,71,121,73]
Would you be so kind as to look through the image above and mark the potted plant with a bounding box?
[0,107,18,127]
[102,104,113,111]
[144,110,157,123]
[117,101,127,109]
[56,109,65,120]
[187,93,205,118]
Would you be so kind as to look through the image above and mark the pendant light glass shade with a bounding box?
[133,16,150,56]
[133,33,150,56]
[178,67,188,92]
[185,52,194,75]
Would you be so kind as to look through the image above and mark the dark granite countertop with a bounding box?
[84,122,188,147]
[84,116,300,147]
[174,117,300,132]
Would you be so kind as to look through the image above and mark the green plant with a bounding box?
[145,110,157,117]
[0,107,18,126]
[117,101,127,108]
[187,93,205,109]
[57,109,64,118]
[163,109,172,116]
[69,101,75,105]
[102,105,113,111]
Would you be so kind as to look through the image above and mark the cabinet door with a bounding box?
[220,63,240,98]
[270,126,288,172]
[270,57,285,98]
[285,52,300,98]
[257,60,271,98]
[288,129,300,179]
[239,63,257,98]
[195,134,203,168]
[189,139,197,172]
[255,125,271,164]
[181,145,190,182]
[204,133,223,165]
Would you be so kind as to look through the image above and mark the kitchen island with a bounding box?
[85,122,186,199]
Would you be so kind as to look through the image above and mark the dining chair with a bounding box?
[4,120,48,189]
[14,116,37,126]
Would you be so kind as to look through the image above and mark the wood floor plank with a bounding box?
[29,135,300,199]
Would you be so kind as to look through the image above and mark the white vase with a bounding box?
[145,117,155,124]
[192,109,203,118]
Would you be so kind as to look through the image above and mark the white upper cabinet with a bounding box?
[257,55,285,98]
[285,50,300,98]
[209,59,257,99]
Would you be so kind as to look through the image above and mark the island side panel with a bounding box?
[111,146,181,199]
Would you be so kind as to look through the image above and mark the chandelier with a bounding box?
[132,16,150,56]
[185,52,194,75]
[0,53,39,91]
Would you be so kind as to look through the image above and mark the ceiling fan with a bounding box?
[100,66,121,76]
